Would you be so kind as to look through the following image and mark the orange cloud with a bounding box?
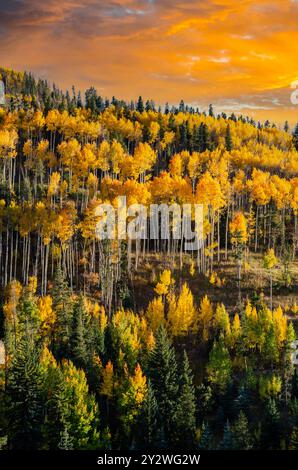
[0,0,297,125]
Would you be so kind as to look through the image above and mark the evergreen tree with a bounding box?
[293,123,298,150]
[6,338,43,449]
[77,91,83,108]
[51,265,73,359]
[198,422,213,450]
[225,124,233,151]
[136,96,144,113]
[58,426,74,450]
[71,295,88,368]
[147,327,179,444]
[232,411,252,449]
[42,361,68,449]
[173,351,196,448]
[289,426,298,450]
[218,420,234,449]
[136,380,158,449]
[261,398,281,449]
[233,386,251,416]
[196,122,210,152]
[179,100,185,113]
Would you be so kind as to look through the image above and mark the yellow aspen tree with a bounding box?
[38,295,56,336]
[213,303,231,338]
[145,296,165,333]
[198,295,213,341]
[189,260,195,277]
[232,313,241,338]
[48,172,61,198]
[100,361,115,400]
[129,363,147,406]
[167,283,197,337]
[273,306,287,348]
[154,269,174,298]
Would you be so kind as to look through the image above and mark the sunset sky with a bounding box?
[1,0,297,125]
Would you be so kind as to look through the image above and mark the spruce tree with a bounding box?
[51,265,73,359]
[6,338,44,449]
[42,366,68,449]
[136,96,144,113]
[225,124,233,151]
[218,420,234,449]
[261,398,281,449]
[71,295,88,368]
[58,426,74,450]
[289,426,298,450]
[293,123,298,150]
[233,386,251,416]
[173,351,196,448]
[196,122,210,152]
[147,326,179,444]
[198,422,213,450]
[232,411,252,449]
[136,380,158,449]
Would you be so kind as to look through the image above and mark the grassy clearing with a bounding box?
[132,251,298,318]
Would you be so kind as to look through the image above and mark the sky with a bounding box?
[0,0,297,126]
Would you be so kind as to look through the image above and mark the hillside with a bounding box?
[0,68,298,451]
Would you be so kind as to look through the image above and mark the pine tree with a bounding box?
[225,124,233,151]
[51,265,73,359]
[136,96,144,113]
[6,338,44,449]
[232,411,252,449]
[261,398,281,449]
[233,386,250,415]
[136,380,158,449]
[147,327,179,444]
[293,123,298,151]
[43,365,68,449]
[289,426,298,450]
[198,422,213,450]
[218,420,234,449]
[71,295,88,367]
[58,426,74,450]
[173,351,196,448]
[196,123,210,152]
